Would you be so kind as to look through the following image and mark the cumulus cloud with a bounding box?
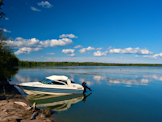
[62,49,75,54]
[59,34,78,38]
[62,49,75,56]
[74,45,82,48]
[31,7,41,11]
[143,53,162,59]
[79,48,86,54]
[7,37,72,48]
[3,29,11,33]
[14,47,42,55]
[109,47,153,55]
[7,37,40,48]
[79,46,95,54]
[7,37,73,55]
[93,51,108,56]
[47,53,55,55]
[40,38,72,47]
[38,1,53,8]
[87,46,95,51]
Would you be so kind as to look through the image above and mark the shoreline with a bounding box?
[18,61,162,67]
[0,79,55,122]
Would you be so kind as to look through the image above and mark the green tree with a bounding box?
[0,0,4,19]
[0,0,19,80]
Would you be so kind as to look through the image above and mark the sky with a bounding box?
[1,0,162,63]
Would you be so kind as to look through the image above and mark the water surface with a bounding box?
[11,66,162,122]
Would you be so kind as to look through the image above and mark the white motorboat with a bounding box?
[17,75,84,95]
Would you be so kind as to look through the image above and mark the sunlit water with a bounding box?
[11,66,162,122]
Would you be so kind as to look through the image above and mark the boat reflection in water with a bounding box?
[26,93,91,112]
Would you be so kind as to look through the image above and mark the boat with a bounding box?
[16,75,84,95]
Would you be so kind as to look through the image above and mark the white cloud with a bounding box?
[5,17,9,20]
[3,29,11,33]
[7,37,72,48]
[79,48,86,54]
[40,38,72,47]
[109,48,121,53]
[87,46,95,50]
[47,53,55,55]
[31,7,41,11]
[14,47,42,55]
[51,38,72,47]
[93,51,108,56]
[109,47,153,54]
[62,49,75,54]
[74,45,82,48]
[143,53,162,59]
[38,1,53,8]
[59,34,78,38]
[96,47,103,50]
[62,49,75,56]
[7,37,40,48]
[7,37,73,55]
[79,46,95,54]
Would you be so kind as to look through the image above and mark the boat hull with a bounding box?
[18,85,83,95]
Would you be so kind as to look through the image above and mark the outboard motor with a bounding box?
[82,81,92,93]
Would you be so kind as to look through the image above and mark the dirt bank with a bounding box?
[0,79,55,122]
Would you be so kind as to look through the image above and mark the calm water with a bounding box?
[11,66,162,122]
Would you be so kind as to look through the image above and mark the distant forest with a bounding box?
[19,61,162,67]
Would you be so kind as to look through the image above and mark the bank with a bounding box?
[0,78,55,122]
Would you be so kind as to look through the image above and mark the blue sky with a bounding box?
[1,0,162,63]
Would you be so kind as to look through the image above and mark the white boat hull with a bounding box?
[18,85,83,95]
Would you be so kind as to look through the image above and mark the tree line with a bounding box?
[0,0,19,80]
[18,61,162,67]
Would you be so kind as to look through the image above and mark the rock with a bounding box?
[14,101,28,108]
[42,108,52,117]
[40,113,46,118]
[3,109,9,114]
[30,112,38,120]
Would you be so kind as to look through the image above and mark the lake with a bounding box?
[11,66,162,122]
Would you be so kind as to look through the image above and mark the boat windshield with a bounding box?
[40,79,65,85]
[58,80,67,84]
[71,80,75,83]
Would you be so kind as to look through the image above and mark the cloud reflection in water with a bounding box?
[12,73,162,87]
[93,75,154,86]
